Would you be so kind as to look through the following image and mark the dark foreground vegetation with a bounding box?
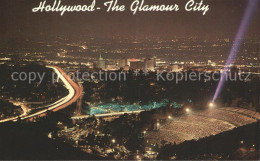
[0,99,22,119]
[0,110,103,160]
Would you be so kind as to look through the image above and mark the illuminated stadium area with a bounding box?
[146,107,260,145]
[88,99,181,115]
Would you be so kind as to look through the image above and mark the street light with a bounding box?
[111,139,116,144]
[136,155,141,161]
[185,108,190,113]
[156,122,160,130]
[209,102,215,108]
[168,115,172,119]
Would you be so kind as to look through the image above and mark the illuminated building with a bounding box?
[117,57,127,68]
[145,58,156,71]
[98,54,106,70]
[130,61,145,70]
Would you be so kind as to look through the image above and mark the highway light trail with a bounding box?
[0,66,82,123]
[212,0,259,103]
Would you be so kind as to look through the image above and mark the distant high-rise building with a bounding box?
[117,57,127,68]
[127,58,140,66]
[145,58,156,71]
[98,54,106,70]
[130,61,145,70]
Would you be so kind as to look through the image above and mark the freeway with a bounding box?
[0,66,82,123]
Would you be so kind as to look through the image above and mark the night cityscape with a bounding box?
[0,0,259,160]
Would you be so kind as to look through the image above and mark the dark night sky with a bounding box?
[0,0,259,39]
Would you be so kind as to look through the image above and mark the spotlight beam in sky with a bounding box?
[212,0,259,102]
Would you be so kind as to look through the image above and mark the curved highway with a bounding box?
[0,66,82,123]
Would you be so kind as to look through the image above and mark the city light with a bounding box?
[240,140,244,144]
[209,102,215,108]
[168,115,172,119]
[185,108,190,113]
[111,139,116,144]
[156,122,160,129]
